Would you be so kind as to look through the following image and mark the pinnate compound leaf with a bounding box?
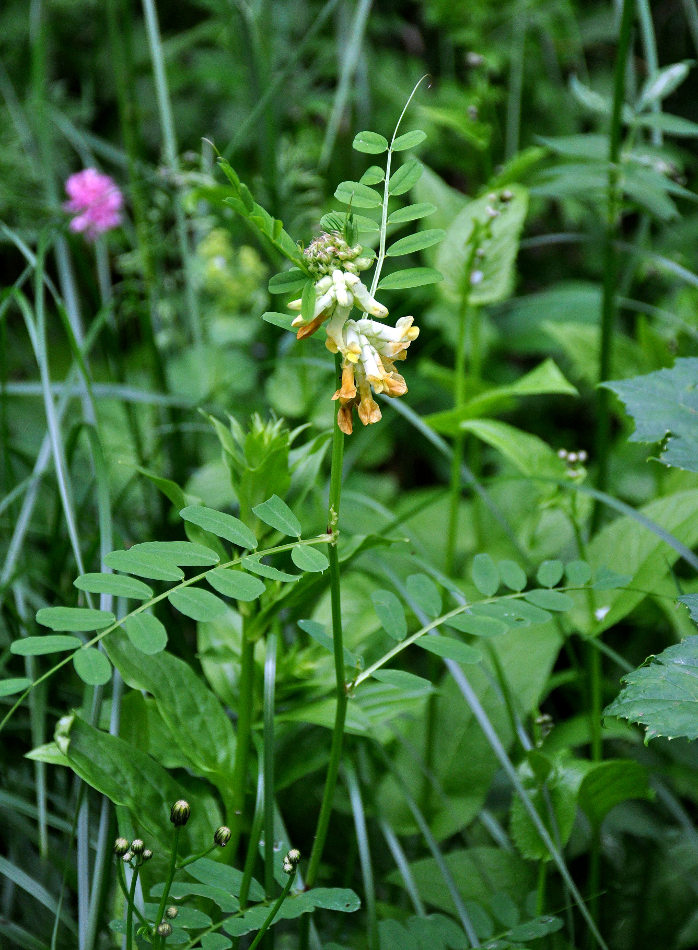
[131,541,220,566]
[523,589,573,611]
[334,180,383,209]
[105,549,183,582]
[168,587,228,622]
[0,677,33,696]
[377,267,443,290]
[36,607,115,632]
[417,635,481,665]
[291,545,329,573]
[447,614,509,637]
[123,614,168,654]
[12,635,82,656]
[241,557,300,582]
[386,229,445,257]
[180,505,257,549]
[388,158,423,195]
[604,636,698,741]
[602,359,698,473]
[387,202,436,224]
[252,495,301,537]
[206,568,266,601]
[499,560,527,592]
[73,648,112,686]
[566,560,592,586]
[472,553,500,597]
[537,560,564,588]
[74,573,153,600]
[392,129,427,151]
[371,589,407,641]
[353,130,389,153]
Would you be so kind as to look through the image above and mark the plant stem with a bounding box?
[230,619,256,860]
[592,0,635,531]
[247,871,297,950]
[445,294,470,575]
[125,862,140,950]
[154,826,181,946]
[304,354,347,890]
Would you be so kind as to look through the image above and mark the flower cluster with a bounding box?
[63,168,123,241]
[288,233,419,434]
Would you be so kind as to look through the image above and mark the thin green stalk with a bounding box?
[305,356,346,893]
[445,294,469,575]
[125,862,140,950]
[247,870,297,950]
[263,631,278,900]
[229,623,256,860]
[154,826,181,946]
[239,762,265,914]
[593,0,635,531]
[344,762,378,950]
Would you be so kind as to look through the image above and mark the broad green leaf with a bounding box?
[202,934,232,950]
[499,560,527,592]
[637,61,693,111]
[459,419,567,484]
[0,677,32,697]
[537,560,564,588]
[180,505,257,549]
[241,557,300,582]
[471,553,499,597]
[334,180,383,209]
[436,185,528,305]
[185,857,264,902]
[377,267,443,290]
[523,589,573,612]
[252,494,301,537]
[388,159,423,195]
[410,165,468,234]
[679,594,698,622]
[291,544,329,573]
[416,635,481,665]
[353,130,389,153]
[578,760,653,827]
[566,560,592,586]
[262,311,299,334]
[407,573,442,617]
[105,549,183,582]
[54,713,217,850]
[371,589,407,640]
[386,229,445,257]
[105,636,237,775]
[387,202,437,224]
[602,359,698,473]
[360,165,385,185]
[490,599,552,626]
[123,613,168,654]
[73,648,112,686]
[74,573,153,600]
[131,541,220,566]
[373,669,433,692]
[446,614,509,637]
[223,888,360,936]
[604,636,698,741]
[267,268,308,295]
[168,587,228,621]
[11,635,81,656]
[218,158,305,268]
[380,920,418,950]
[206,568,266,601]
[35,607,115,632]
[392,129,427,151]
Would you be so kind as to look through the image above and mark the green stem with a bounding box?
[117,860,149,929]
[154,826,181,945]
[247,871,297,950]
[230,621,255,860]
[264,630,278,899]
[125,861,140,950]
[304,354,347,888]
[593,0,635,531]
[445,295,470,575]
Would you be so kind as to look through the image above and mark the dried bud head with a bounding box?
[170,800,190,826]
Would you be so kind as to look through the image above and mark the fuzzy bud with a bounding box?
[122,851,134,863]
[113,837,130,856]
[142,849,153,862]
[130,838,144,855]
[157,921,173,937]
[170,800,190,827]
[214,826,231,847]
[166,907,178,919]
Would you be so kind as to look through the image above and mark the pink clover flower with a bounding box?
[63,168,123,240]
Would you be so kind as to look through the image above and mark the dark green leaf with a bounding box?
[377,267,443,290]
[291,544,329,573]
[131,541,220,566]
[168,587,228,622]
[206,568,266,601]
[386,229,445,257]
[186,857,264,901]
[267,268,308,295]
[371,590,407,641]
[388,159,423,195]
[392,129,427,151]
[180,506,257,549]
[105,550,183,582]
[12,635,82,656]
[472,553,500,597]
[252,495,302,537]
[36,607,115,632]
[353,130,389,154]
[73,648,112,686]
[301,279,316,325]
[334,180,383,209]
[416,635,481,665]
[508,916,564,941]
[537,560,564,588]
[123,614,168,654]
[387,202,437,224]
[578,760,653,827]
[74,573,153,600]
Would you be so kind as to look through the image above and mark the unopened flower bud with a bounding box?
[122,851,134,863]
[157,921,173,937]
[113,837,130,856]
[214,826,231,847]
[142,849,153,862]
[170,800,190,827]
[130,838,144,855]
[166,906,178,919]
[500,189,513,202]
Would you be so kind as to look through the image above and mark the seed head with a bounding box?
[170,800,191,827]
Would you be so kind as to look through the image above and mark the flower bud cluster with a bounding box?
[114,836,153,865]
[282,848,301,875]
[557,448,588,479]
[302,231,372,279]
